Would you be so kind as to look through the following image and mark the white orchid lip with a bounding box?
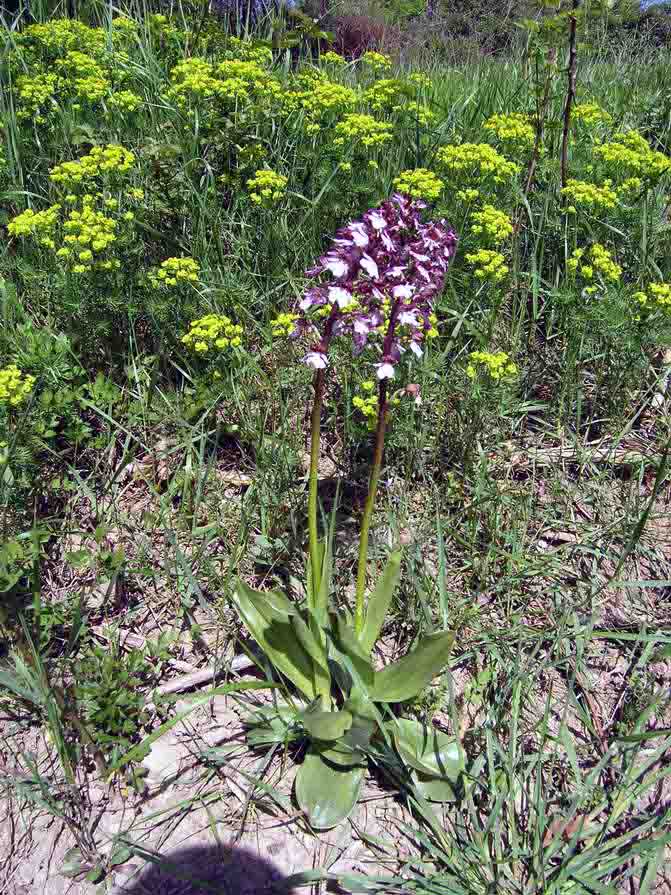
[376,362,395,380]
[368,212,388,230]
[398,310,419,326]
[393,283,415,299]
[323,256,348,278]
[304,351,328,369]
[350,223,370,246]
[328,286,354,308]
[359,254,379,279]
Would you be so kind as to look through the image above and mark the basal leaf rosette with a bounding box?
[277,193,457,381]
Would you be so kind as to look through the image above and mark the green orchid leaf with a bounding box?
[370,630,455,703]
[60,847,88,879]
[318,739,367,768]
[344,690,378,721]
[291,611,328,670]
[307,526,334,627]
[301,707,353,741]
[232,580,317,699]
[331,612,375,690]
[391,717,464,778]
[295,748,365,829]
[342,693,380,750]
[238,583,297,620]
[360,550,403,654]
[306,539,324,613]
[413,772,459,803]
[343,715,378,751]
[328,656,353,697]
[290,610,331,701]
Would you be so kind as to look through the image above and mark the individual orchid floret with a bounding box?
[304,350,329,369]
[289,194,457,379]
[376,360,396,380]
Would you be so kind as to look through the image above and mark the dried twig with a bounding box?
[153,656,253,698]
[497,439,658,469]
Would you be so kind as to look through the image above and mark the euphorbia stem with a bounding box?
[354,380,388,635]
[308,369,325,610]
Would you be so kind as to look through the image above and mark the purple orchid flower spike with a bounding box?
[293,194,457,377]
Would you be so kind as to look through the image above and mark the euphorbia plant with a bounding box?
[232,194,462,829]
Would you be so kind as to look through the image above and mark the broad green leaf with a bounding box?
[291,610,331,702]
[360,550,403,654]
[295,748,365,829]
[237,583,297,620]
[291,611,328,671]
[391,717,464,781]
[342,694,380,750]
[232,580,316,699]
[343,716,378,751]
[331,612,375,690]
[328,656,353,696]
[109,846,133,867]
[370,630,455,703]
[301,708,353,741]
[85,866,106,884]
[343,691,377,719]
[413,772,459,803]
[317,740,367,768]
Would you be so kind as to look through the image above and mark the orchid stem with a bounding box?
[354,380,388,635]
[308,369,325,610]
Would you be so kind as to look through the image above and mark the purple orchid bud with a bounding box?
[300,287,327,311]
[388,343,403,362]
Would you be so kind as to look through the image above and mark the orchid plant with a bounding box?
[232,194,463,829]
